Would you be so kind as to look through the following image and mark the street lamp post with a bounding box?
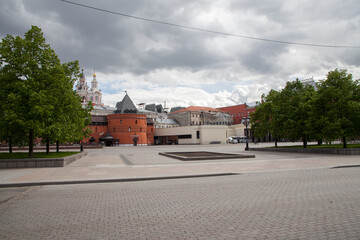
[242,117,250,151]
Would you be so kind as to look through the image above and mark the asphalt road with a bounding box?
[1,167,360,239]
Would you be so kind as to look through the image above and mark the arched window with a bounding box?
[135,120,138,124]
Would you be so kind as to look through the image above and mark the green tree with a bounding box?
[276,80,315,148]
[311,69,360,148]
[38,61,92,154]
[251,80,315,148]
[0,26,92,156]
[0,71,28,153]
[251,90,283,147]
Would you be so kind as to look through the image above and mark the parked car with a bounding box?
[227,136,247,143]
[227,137,238,144]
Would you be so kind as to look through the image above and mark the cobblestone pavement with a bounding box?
[2,143,360,186]
[1,167,360,239]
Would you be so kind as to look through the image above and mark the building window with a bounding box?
[129,127,131,132]
[178,134,192,139]
[120,120,122,124]
[135,120,138,124]
[196,131,200,139]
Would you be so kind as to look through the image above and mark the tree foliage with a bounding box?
[310,69,360,148]
[0,26,92,156]
[251,90,283,147]
[251,69,359,148]
[276,80,315,148]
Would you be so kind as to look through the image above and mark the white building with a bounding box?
[138,103,180,129]
[155,117,180,128]
[75,69,116,115]
[154,124,247,145]
[75,69,102,106]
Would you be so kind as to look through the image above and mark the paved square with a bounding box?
[1,167,360,239]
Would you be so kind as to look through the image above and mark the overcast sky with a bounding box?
[1,0,359,109]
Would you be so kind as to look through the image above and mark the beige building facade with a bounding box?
[168,106,233,126]
[154,124,248,145]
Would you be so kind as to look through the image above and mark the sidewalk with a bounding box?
[0,143,359,187]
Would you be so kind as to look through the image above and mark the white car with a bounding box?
[227,137,238,144]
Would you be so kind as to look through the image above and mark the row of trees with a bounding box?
[250,69,360,148]
[0,26,92,157]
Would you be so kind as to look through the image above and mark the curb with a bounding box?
[331,165,360,169]
[0,173,238,188]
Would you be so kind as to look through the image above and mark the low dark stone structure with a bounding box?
[250,147,360,155]
[0,152,87,169]
[159,151,255,161]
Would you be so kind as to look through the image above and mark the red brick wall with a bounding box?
[85,125,108,143]
[218,104,256,124]
[218,104,247,124]
[83,114,155,145]
[147,125,154,145]
[107,114,148,145]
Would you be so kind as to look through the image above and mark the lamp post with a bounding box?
[242,117,250,151]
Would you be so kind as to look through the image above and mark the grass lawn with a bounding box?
[0,152,80,159]
[273,144,360,149]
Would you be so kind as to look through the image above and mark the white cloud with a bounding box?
[1,0,359,110]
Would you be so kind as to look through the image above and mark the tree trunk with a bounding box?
[9,138,12,154]
[28,129,34,158]
[317,140,322,145]
[275,139,278,148]
[303,138,307,148]
[56,140,59,153]
[46,138,50,154]
[343,136,347,148]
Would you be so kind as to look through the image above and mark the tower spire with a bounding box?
[91,68,98,90]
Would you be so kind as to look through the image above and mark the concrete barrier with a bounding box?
[0,152,87,169]
[250,147,360,155]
